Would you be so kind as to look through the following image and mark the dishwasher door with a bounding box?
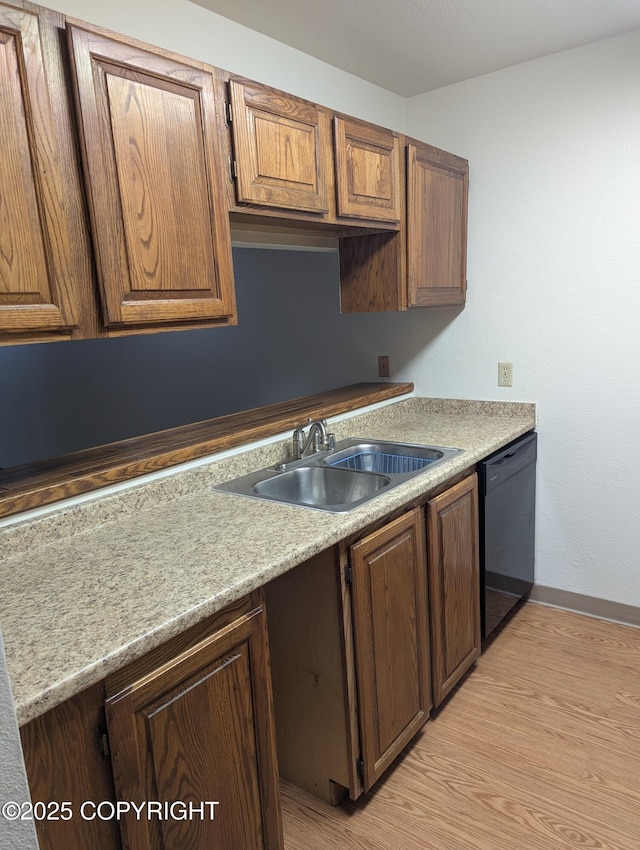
[479,431,537,638]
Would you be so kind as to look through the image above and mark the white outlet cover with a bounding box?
[498,362,513,387]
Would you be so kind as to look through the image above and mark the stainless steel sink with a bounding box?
[213,437,461,512]
[253,465,390,508]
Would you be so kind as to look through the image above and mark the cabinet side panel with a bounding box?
[20,682,121,850]
[265,550,354,803]
[339,231,404,313]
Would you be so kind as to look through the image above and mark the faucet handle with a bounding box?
[292,424,306,458]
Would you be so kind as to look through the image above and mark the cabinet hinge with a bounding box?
[224,100,233,125]
[345,563,353,587]
[97,726,110,758]
[356,757,364,778]
[229,156,238,182]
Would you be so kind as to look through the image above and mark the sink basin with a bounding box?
[324,440,458,474]
[253,465,390,508]
[213,437,461,512]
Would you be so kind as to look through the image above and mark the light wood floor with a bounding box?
[281,602,640,849]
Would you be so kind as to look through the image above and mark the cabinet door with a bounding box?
[67,24,236,330]
[350,508,431,792]
[106,604,283,850]
[427,474,481,707]
[334,117,402,223]
[0,5,78,337]
[407,141,468,307]
[229,79,330,213]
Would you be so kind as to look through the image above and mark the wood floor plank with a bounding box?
[281,602,640,849]
[498,604,640,657]
[447,673,640,761]
[430,704,590,781]
[480,637,624,710]
[414,722,640,837]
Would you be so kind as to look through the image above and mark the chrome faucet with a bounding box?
[292,418,336,459]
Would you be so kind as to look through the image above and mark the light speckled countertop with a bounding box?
[0,396,535,726]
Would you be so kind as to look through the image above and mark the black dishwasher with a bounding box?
[478,431,537,638]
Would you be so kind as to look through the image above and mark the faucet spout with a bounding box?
[292,418,336,459]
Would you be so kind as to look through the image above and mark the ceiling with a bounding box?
[191,0,640,96]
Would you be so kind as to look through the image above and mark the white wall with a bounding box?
[399,31,640,605]
[44,0,407,131]
[0,632,39,850]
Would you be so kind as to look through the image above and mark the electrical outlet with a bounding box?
[378,355,390,378]
[498,362,513,387]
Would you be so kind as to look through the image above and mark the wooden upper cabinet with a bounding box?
[66,23,236,330]
[427,474,481,707]
[228,79,330,214]
[334,117,402,223]
[0,4,78,338]
[407,140,468,307]
[340,138,468,313]
[350,508,431,792]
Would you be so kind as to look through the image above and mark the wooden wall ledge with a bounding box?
[0,382,413,520]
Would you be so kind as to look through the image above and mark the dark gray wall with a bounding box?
[0,248,377,468]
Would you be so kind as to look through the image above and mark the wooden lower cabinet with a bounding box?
[349,507,431,792]
[20,592,283,850]
[266,507,431,802]
[427,474,481,707]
